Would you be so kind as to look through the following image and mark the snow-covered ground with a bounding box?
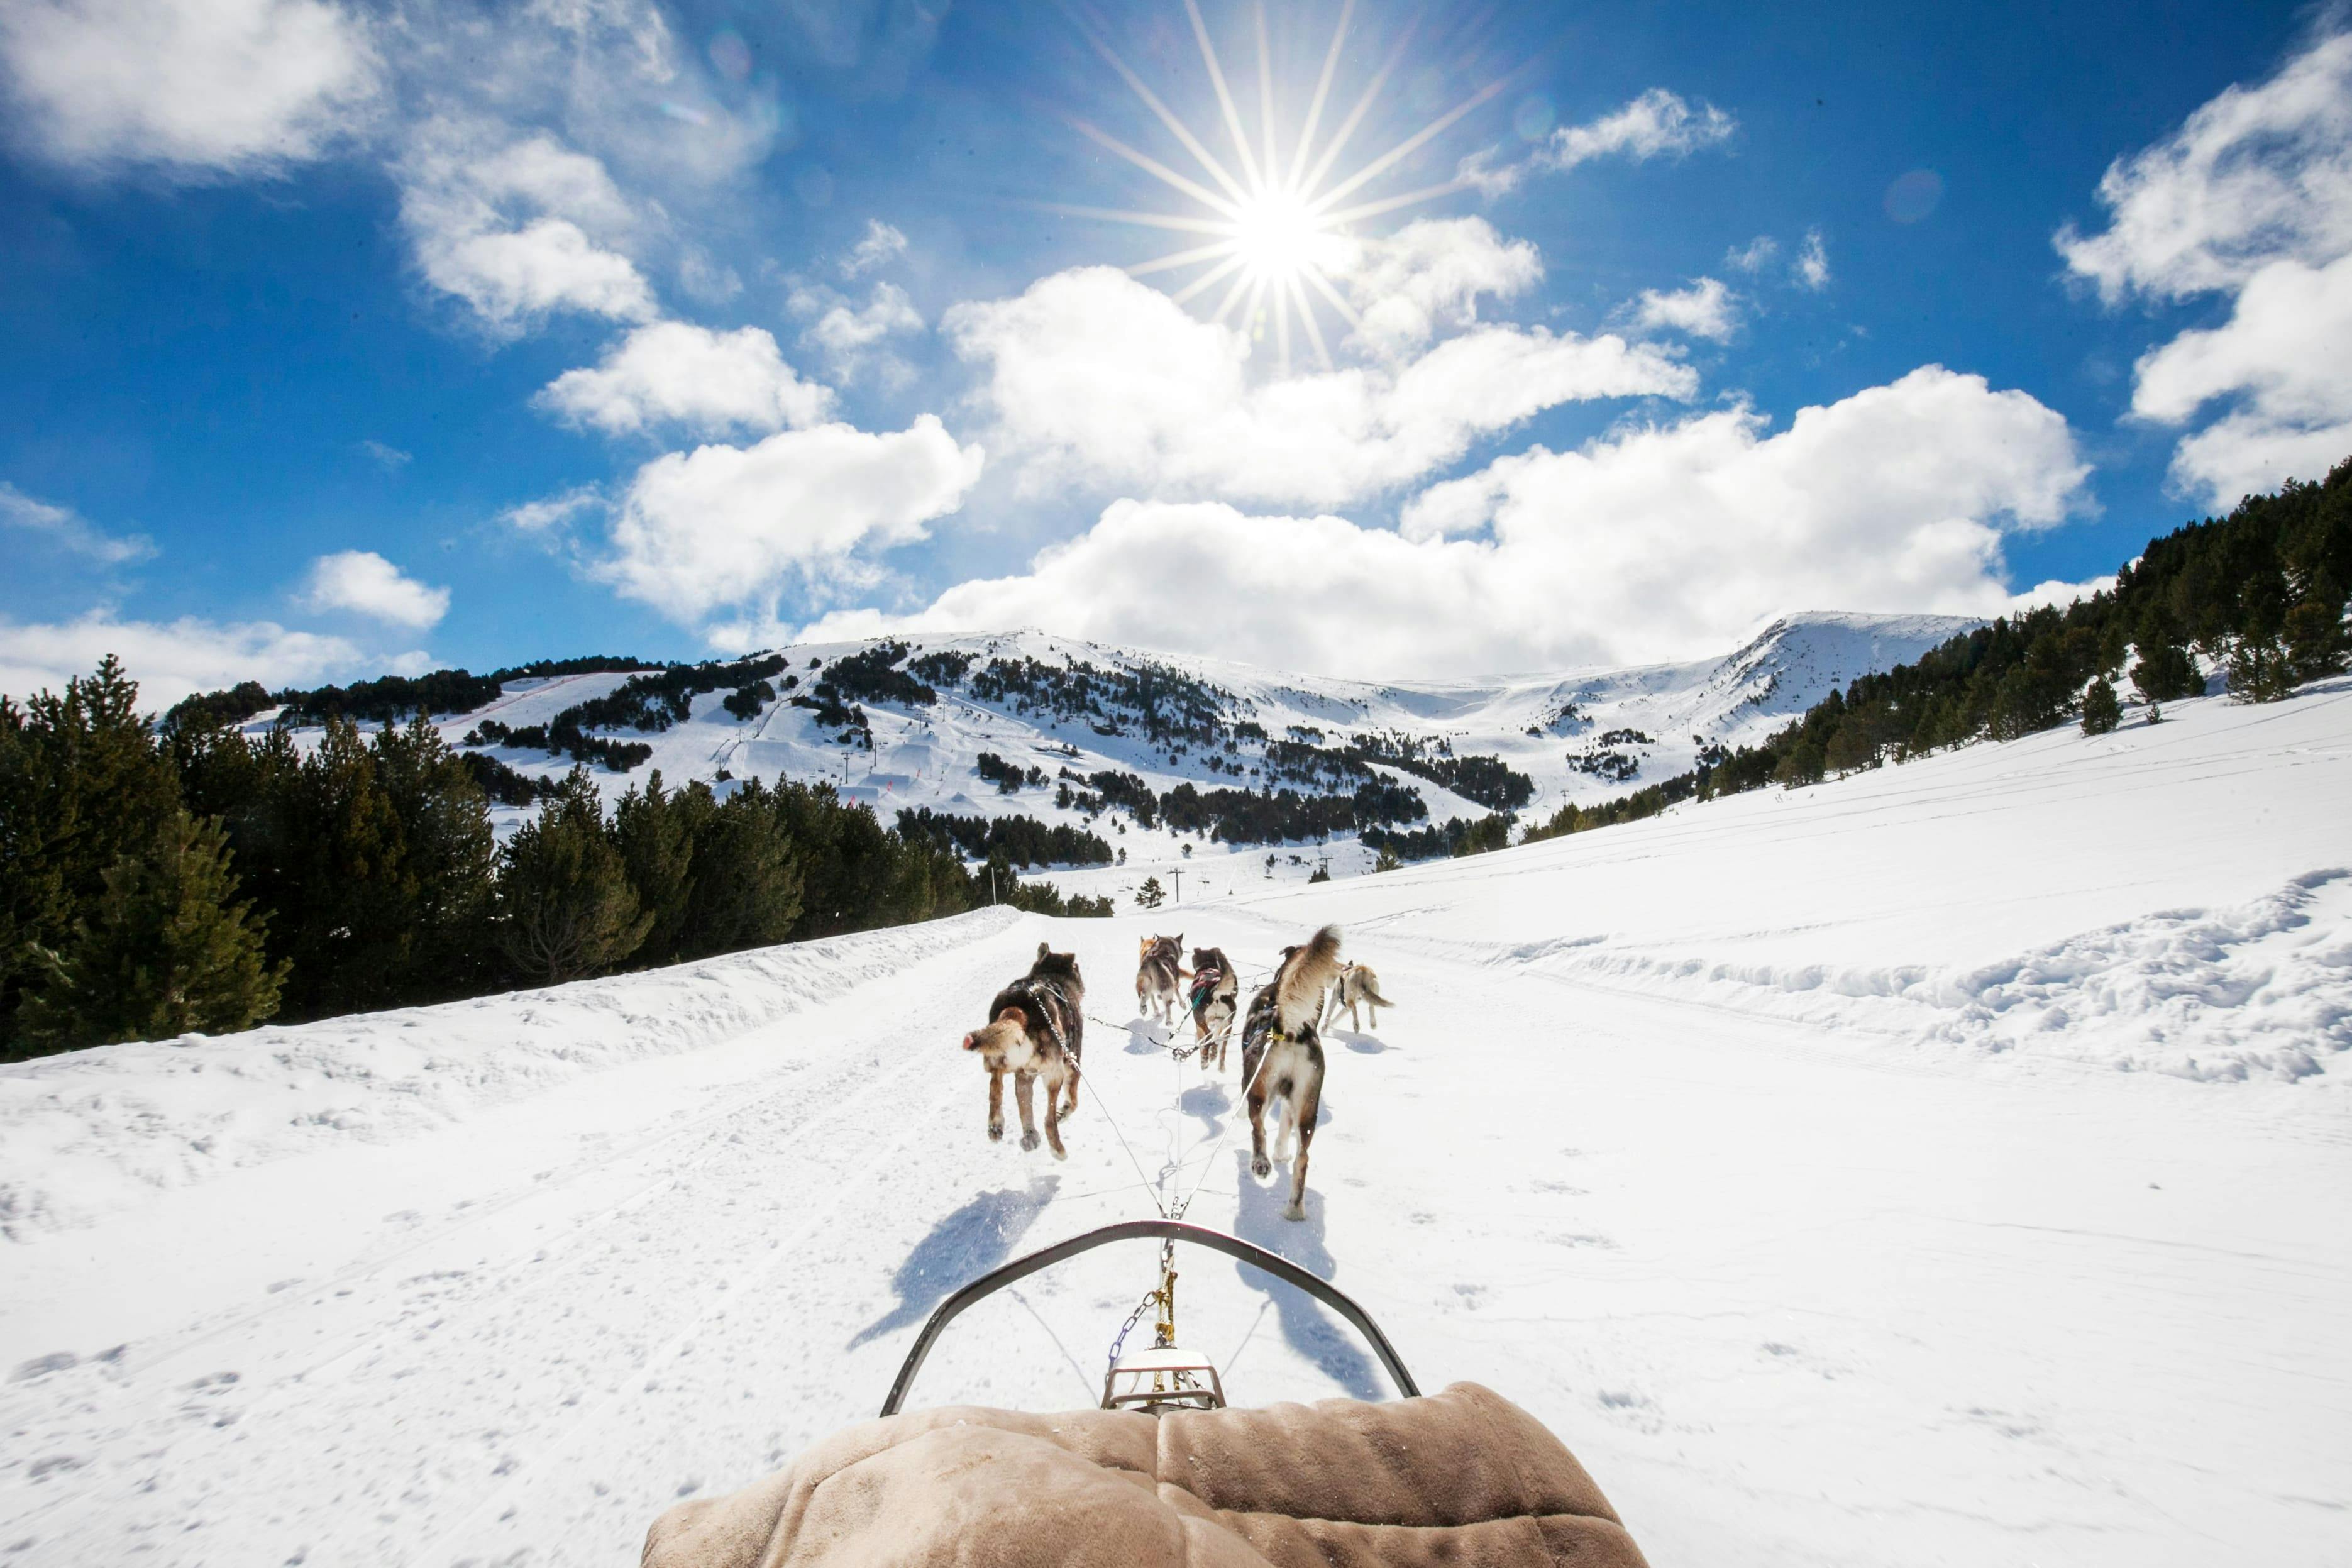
[4,677,2348,1566]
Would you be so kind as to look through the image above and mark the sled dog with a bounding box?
[961,943,1086,1159]
[1136,933,1185,1025]
[1240,925,1343,1220]
[1323,961,1395,1032]
[1186,945,1239,1071]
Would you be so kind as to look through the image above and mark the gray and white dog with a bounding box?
[1322,960,1395,1032]
[1135,932,1184,1025]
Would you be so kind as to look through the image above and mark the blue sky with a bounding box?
[2,0,2346,700]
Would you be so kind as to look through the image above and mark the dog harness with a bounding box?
[1188,967,1224,1013]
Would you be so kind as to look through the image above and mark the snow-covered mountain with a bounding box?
[267,611,1977,893]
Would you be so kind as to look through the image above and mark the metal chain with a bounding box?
[1105,1286,1160,1371]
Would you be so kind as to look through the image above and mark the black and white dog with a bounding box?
[1186,944,1239,1071]
[1240,925,1343,1220]
[961,944,1086,1159]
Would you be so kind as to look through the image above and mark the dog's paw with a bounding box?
[1283,1203,1306,1222]
[1251,1156,1271,1178]
[987,1122,1003,1142]
[1051,1143,1068,1161]
[1020,1130,1041,1152]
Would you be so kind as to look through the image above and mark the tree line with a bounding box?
[0,659,1106,1059]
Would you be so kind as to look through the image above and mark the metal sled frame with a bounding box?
[880,1218,1420,1418]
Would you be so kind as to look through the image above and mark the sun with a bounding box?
[1046,0,1508,376]
[1230,188,1332,282]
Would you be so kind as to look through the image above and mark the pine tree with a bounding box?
[1135,875,1166,908]
[495,770,651,986]
[675,783,803,960]
[2080,677,2121,736]
[19,810,286,1049]
[369,715,495,1000]
[2130,602,2204,703]
[616,771,695,966]
[2282,571,2347,682]
[1,656,185,1049]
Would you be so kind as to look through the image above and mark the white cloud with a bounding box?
[1540,87,1736,173]
[1630,276,1738,341]
[2057,31,2352,302]
[1725,235,1778,273]
[1460,89,1737,198]
[812,367,2090,681]
[0,481,153,564]
[792,280,924,383]
[598,416,984,624]
[500,485,602,535]
[0,0,378,175]
[841,218,908,278]
[0,611,405,710]
[2130,251,2352,501]
[299,549,450,628]
[1793,228,1831,290]
[2060,29,2352,502]
[1340,216,1542,358]
[537,321,834,438]
[947,263,1695,509]
[359,438,412,470]
[397,118,658,334]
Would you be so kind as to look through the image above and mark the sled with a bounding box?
[643,1219,1652,1567]
[882,1218,1416,1416]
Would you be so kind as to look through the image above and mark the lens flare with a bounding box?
[1046,0,1506,375]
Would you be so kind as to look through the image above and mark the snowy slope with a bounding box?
[250,614,1978,891]
[4,677,2348,1567]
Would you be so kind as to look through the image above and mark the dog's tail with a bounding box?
[1277,925,1344,1033]
[1361,975,1394,1008]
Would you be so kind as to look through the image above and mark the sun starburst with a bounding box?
[1047,0,1508,376]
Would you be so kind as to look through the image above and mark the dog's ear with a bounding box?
[1039,941,1051,961]
[959,1031,976,1051]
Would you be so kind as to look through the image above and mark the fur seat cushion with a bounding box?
[641,1381,1648,1568]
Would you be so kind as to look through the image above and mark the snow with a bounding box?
[260,614,1980,874]
[4,676,2349,1567]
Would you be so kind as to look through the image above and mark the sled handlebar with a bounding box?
[880,1218,1420,1416]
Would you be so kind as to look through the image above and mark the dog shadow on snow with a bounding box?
[1227,1147,1380,1400]
[1124,1019,1171,1055]
[849,1176,1059,1349]
[1327,1029,1390,1055]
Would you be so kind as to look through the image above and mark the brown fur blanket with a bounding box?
[641,1381,1647,1567]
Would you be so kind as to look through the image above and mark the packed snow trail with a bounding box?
[3,683,2349,1567]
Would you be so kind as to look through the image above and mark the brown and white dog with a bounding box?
[961,943,1086,1159]
[1135,932,1185,1025]
[1322,960,1395,1032]
[1185,944,1239,1071]
[1240,925,1344,1220]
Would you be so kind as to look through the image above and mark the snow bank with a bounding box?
[1527,869,2352,1081]
[1930,867,2352,1079]
[0,907,1024,1239]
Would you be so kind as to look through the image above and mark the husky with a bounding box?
[1135,932,1185,1025]
[1239,925,1343,1220]
[961,943,1086,1159]
[1323,961,1395,1032]
[1185,945,1239,1071]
